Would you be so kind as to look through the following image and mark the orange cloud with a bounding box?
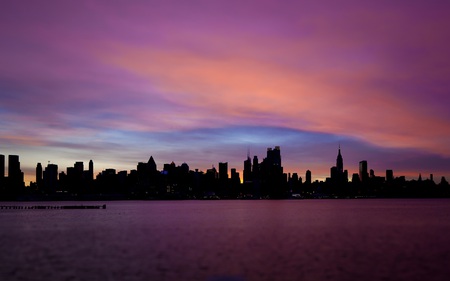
[97,41,450,156]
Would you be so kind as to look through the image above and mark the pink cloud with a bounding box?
[98,35,450,154]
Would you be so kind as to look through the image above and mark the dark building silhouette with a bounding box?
[386,170,394,182]
[74,161,84,181]
[261,146,284,198]
[0,154,4,189]
[336,147,343,174]
[219,162,228,180]
[89,160,94,181]
[148,156,157,172]
[36,163,43,187]
[0,154,4,179]
[243,154,252,183]
[352,173,360,183]
[359,161,368,182]
[266,146,281,167]
[252,155,259,180]
[8,155,24,188]
[305,170,312,185]
[43,163,58,190]
[231,168,240,183]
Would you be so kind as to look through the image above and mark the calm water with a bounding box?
[1,199,450,281]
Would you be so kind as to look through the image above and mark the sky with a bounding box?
[1,0,450,184]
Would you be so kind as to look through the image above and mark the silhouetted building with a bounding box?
[352,173,360,183]
[8,155,23,187]
[336,146,343,174]
[0,154,4,179]
[330,166,338,181]
[305,170,311,185]
[261,146,284,198]
[231,168,239,182]
[43,164,58,190]
[331,146,348,187]
[36,163,43,187]
[88,160,94,181]
[0,154,4,188]
[148,156,157,172]
[206,166,218,179]
[230,168,240,196]
[219,162,228,180]
[243,155,252,183]
[266,146,281,167]
[359,161,368,182]
[74,161,84,180]
[180,163,189,174]
[386,170,394,182]
[103,169,116,176]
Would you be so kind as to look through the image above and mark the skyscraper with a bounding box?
[219,162,228,180]
[36,163,43,186]
[359,161,368,182]
[386,170,394,182]
[0,154,4,188]
[243,155,252,183]
[252,156,259,174]
[44,164,58,190]
[331,146,347,184]
[8,155,20,179]
[0,154,4,177]
[266,146,281,167]
[74,161,84,180]
[336,146,343,174]
[305,170,312,185]
[89,160,94,181]
[8,155,23,187]
[148,156,157,172]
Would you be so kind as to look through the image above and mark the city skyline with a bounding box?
[1,146,448,201]
[0,145,445,188]
[2,0,450,184]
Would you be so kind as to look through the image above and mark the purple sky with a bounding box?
[1,0,450,184]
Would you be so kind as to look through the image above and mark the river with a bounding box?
[1,199,450,281]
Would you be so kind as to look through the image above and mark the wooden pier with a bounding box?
[0,204,106,210]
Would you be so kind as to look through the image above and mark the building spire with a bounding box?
[336,144,343,173]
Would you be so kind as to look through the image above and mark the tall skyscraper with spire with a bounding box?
[336,145,343,174]
[243,153,252,183]
[331,145,348,184]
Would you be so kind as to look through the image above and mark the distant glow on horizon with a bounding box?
[1,0,450,184]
